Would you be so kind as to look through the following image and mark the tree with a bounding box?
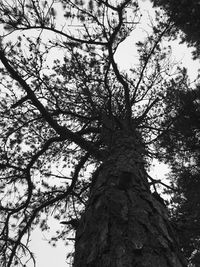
[148,1,200,263]
[151,0,200,58]
[154,71,200,266]
[0,0,188,266]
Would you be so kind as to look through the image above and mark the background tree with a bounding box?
[0,0,190,266]
[149,1,200,265]
[151,0,200,58]
[154,70,200,266]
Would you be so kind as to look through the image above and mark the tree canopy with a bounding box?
[0,0,198,266]
[151,0,200,58]
[155,69,200,266]
[148,1,200,264]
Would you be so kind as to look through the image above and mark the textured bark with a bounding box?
[73,134,187,267]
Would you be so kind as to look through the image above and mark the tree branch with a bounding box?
[0,49,104,160]
[131,25,171,104]
[7,152,90,267]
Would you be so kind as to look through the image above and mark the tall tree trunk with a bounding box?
[73,133,187,267]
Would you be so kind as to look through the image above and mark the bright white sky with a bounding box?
[13,0,199,266]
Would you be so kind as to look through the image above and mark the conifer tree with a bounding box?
[0,1,189,266]
[151,0,200,58]
[155,70,200,266]
[149,1,200,264]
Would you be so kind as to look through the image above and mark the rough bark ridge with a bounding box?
[73,133,187,267]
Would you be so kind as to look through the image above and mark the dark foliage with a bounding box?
[155,69,200,265]
[151,0,200,260]
[151,0,200,58]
